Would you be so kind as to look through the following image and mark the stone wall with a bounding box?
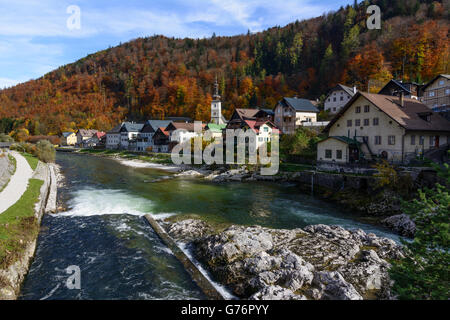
[0,162,51,300]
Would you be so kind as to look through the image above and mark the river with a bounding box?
[19,152,399,300]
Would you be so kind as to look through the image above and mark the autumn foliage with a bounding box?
[0,0,448,136]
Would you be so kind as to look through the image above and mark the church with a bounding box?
[210,78,227,125]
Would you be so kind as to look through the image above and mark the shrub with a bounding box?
[0,133,13,142]
[35,140,55,163]
[390,163,449,300]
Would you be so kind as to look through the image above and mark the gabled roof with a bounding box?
[62,132,75,138]
[165,122,205,132]
[378,79,412,95]
[234,108,260,120]
[243,119,280,134]
[422,74,450,91]
[107,123,123,134]
[324,92,450,133]
[279,97,319,113]
[206,123,226,133]
[142,120,173,133]
[325,84,357,100]
[77,129,98,137]
[121,122,144,132]
[93,132,106,139]
[154,127,169,137]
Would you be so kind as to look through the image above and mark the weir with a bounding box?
[143,214,225,300]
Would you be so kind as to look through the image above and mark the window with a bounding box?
[264,127,269,132]
[429,136,435,146]
[333,107,336,112]
[439,80,444,85]
[355,119,361,126]
[364,119,370,126]
[347,119,352,127]
[356,106,361,113]
[336,150,342,159]
[388,135,396,145]
[411,135,416,145]
[328,98,330,102]
[364,105,370,112]
[258,137,263,142]
[419,136,424,145]
[340,96,344,101]
[446,89,450,95]
[333,97,336,102]
[373,118,379,126]
[325,149,332,159]
[375,136,382,145]
[429,91,435,97]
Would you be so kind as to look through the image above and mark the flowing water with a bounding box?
[20,152,399,300]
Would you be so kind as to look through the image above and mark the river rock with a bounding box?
[185,220,403,300]
[382,214,415,237]
[250,285,306,300]
[166,219,213,242]
[312,271,363,300]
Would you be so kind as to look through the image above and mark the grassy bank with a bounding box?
[0,179,44,268]
[20,152,38,171]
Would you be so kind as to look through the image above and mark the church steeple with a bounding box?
[213,76,221,101]
[211,76,225,125]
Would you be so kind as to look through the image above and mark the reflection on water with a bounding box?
[20,152,399,300]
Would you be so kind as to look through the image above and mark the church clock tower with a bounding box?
[211,77,225,124]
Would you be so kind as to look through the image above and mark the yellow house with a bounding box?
[61,132,77,146]
[317,92,450,164]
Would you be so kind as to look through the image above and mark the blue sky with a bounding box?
[0,0,355,88]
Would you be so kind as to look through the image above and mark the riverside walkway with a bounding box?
[0,151,33,214]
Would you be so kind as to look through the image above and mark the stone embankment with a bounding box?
[163,219,404,300]
[0,162,58,300]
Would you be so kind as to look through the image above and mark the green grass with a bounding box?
[0,155,17,193]
[20,152,39,170]
[0,178,44,268]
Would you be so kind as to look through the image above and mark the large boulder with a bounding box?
[312,271,363,300]
[178,220,403,300]
[382,214,416,237]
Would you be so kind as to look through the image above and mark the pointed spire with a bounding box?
[213,75,221,100]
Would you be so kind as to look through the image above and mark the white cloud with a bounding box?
[0,77,23,89]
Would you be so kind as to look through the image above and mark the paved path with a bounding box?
[0,151,34,214]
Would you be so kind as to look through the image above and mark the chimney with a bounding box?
[399,91,404,107]
[353,86,357,94]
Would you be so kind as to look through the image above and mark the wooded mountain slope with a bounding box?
[0,0,448,135]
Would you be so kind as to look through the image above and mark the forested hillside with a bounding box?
[0,0,448,135]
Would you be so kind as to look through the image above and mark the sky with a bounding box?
[0,0,355,88]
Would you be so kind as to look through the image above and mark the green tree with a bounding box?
[389,163,449,300]
[35,140,55,163]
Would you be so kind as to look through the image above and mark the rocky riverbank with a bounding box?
[163,219,404,300]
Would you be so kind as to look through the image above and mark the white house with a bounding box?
[274,97,319,135]
[324,84,357,114]
[317,92,450,164]
[76,129,98,146]
[165,122,204,150]
[136,120,173,152]
[106,123,123,149]
[120,122,145,150]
